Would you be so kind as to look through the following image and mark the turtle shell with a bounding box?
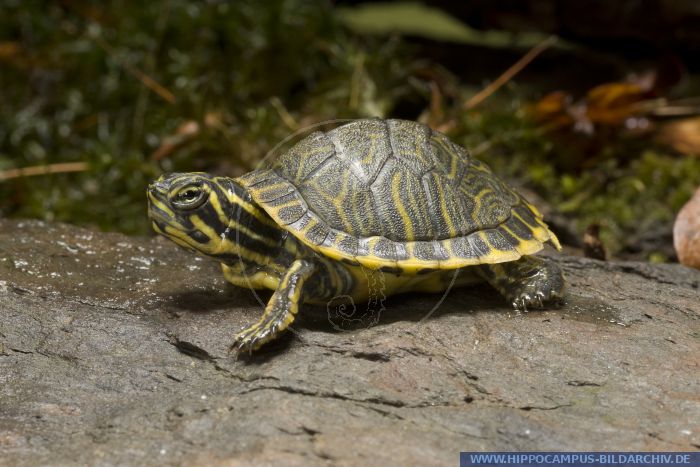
[238,119,560,272]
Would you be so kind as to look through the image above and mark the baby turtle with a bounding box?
[148,119,565,352]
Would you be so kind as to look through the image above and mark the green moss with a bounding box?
[453,104,700,257]
[0,0,416,234]
[1,2,697,261]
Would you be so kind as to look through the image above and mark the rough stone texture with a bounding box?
[0,219,699,465]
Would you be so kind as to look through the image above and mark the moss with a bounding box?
[0,0,417,234]
[1,2,698,261]
[453,104,700,257]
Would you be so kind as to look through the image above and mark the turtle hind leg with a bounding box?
[477,256,565,311]
[232,259,315,354]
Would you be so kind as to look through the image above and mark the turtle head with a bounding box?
[147,172,243,257]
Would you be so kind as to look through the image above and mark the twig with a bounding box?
[59,2,176,105]
[270,97,298,130]
[132,0,173,144]
[91,34,176,104]
[464,35,558,110]
[349,51,365,110]
[646,97,700,117]
[0,162,89,181]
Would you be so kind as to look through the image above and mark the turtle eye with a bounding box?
[171,185,207,209]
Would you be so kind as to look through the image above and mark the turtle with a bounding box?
[147,119,565,352]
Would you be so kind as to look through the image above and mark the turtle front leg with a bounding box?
[233,259,316,353]
[477,256,565,311]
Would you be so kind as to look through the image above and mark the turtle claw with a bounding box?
[511,288,563,311]
[512,295,531,312]
[482,256,566,312]
[229,259,311,356]
[228,316,288,356]
[479,256,565,312]
[230,324,269,356]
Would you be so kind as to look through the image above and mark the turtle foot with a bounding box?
[478,256,566,312]
[507,259,565,311]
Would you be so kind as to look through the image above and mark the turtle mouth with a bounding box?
[150,218,168,234]
[147,189,175,223]
[150,218,199,253]
[148,205,173,226]
[151,216,199,253]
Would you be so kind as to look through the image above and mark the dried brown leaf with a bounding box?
[655,117,700,156]
[674,187,700,269]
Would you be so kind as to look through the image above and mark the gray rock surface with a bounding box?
[1,219,699,465]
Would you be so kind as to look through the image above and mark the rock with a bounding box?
[0,219,699,464]
[675,187,700,269]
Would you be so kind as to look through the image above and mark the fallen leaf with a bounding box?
[584,82,649,126]
[150,112,224,161]
[673,186,700,269]
[655,117,700,156]
[0,41,20,60]
[530,78,656,135]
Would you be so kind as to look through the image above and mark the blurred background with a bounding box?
[2,0,700,262]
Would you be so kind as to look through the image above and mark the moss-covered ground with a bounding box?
[2,1,698,260]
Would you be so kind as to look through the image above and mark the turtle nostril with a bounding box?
[148,180,169,194]
[150,173,190,194]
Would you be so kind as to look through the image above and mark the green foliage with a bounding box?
[0,0,417,233]
[1,1,698,261]
[455,105,700,256]
[337,2,553,48]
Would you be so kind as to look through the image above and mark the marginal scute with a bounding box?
[239,170,277,187]
[504,212,535,241]
[336,234,359,257]
[433,241,451,261]
[394,242,410,261]
[306,221,331,245]
[412,241,436,261]
[264,191,297,208]
[450,237,477,260]
[379,265,403,274]
[277,204,306,225]
[372,237,398,262]
[356,237,371,257]
[467,234,491,258]
[483,229,518,254]
[237,119,561,272]
[494,226,520,250]
[322,230,339,249]
[254,183,296,202]
[287,213,312,233]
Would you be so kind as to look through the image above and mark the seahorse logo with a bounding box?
[327,265,386,331]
